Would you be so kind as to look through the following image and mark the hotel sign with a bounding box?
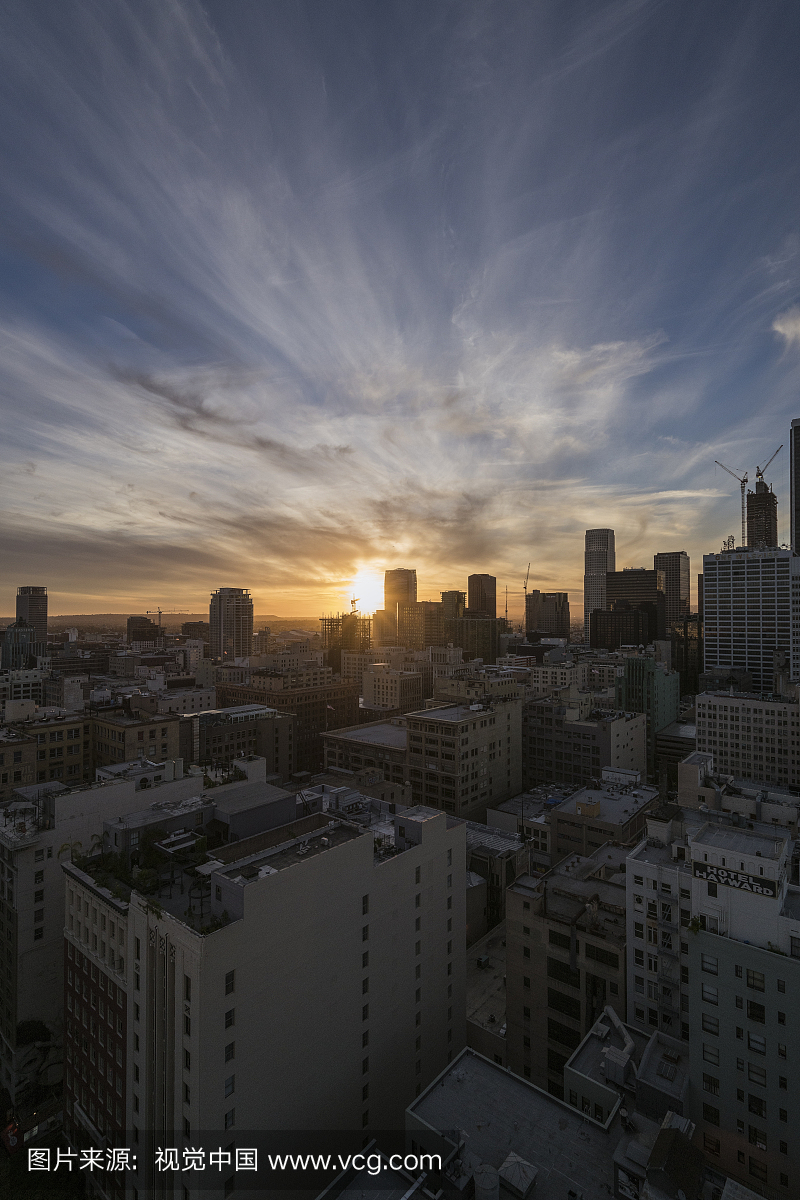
[693,861,776,897]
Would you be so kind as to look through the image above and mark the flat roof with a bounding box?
[682,751,713,765]
[209,780,293,814]
[554,782,657,824]
[692,824,787,860]
[410,1049,618,1198]
[406,704,488,723]
[327,723,408,750]
[657,721,696,739]
[566,1011,650,1092]
[216,820,363,883]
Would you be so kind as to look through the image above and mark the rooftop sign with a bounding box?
[693,861,777,897]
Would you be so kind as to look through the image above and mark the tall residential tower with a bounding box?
[209,587,254,660]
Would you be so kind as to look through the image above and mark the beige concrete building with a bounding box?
[362,665,424,714]
[407,699,522,820]
[63,805,466,1194]
[549,771,658,863]
[695,691,799,789]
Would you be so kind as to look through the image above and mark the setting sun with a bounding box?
[348,567,385,614]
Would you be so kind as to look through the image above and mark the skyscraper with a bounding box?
[702,545,800,693]
[209,587,254,659]
[384,568,417,639]
[583,528,615,641]
[653,551,690,627]
[790,417,800,551]
[606,567,667,641]
[467,574,496,618]
[746,480,778,548]
[16,585,47,644]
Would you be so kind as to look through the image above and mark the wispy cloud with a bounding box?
[0,0,799,615]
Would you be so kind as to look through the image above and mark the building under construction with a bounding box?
[747,478,779,547]
[319,610,371,672]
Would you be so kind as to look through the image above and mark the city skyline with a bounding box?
[1,2,800,617]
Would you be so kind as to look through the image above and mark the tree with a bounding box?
[57,839,82,861]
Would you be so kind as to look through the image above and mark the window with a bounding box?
[748,1064,767,1087]
[225,971,235,995]
[183,1083,190,1104]
[748,1095,767,1118]
[702,985,719,1006]
[224,1009,235,1028]
[362,895,369,916]
[701,954,718,975]
[748,1127,768,1151]
[747,969,765,992]
[225,1042,235,1061]
[703,1074,720,1096]
[362,925,369,942]
[224,1075,235,1097]
[184,1050,191,1070]
[747,1001,766,1024]
[702,1104,720,1126]
[702,1014,719,1036]
[34,927,44,941]
[707,882,717,897]
[748,1033,766,1055]
[703,1044,720,1065]
[748,1158,768,1184]
[224,1109,235,1130]
[184,976,191,1003]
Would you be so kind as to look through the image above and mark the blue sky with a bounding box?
[1,0,799,617]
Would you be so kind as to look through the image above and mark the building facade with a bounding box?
[695,691,798,789]
[505,850,627,1097]
[525,591,570,639]
[583,528,616,642]
[653,552,690,628]
[522,697,647,790]
[701,546,799,695]
[15,586,48,645]
[615,657,681,781]
[209,588,254,661]
[62,805,466,1188]
[467,575,497,619]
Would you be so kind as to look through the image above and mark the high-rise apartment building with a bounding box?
[583,529,615,642]
[747,480,779,548]
[209,587,253,660]
[702,546,800,695]
[15,586,48,644]
[791,418,800,552]
[467,574,496,618]
[653,552,690,628]
[63,805,466,1173]
[525,591,570,639]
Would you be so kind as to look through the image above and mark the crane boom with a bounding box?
[714,460,748,548]
[756,444,783,481]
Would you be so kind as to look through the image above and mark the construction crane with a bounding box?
[714,461,747,548]
[146,608,180,634]
[350,596,359,613]
[755,444,783,484]
[522,563,530,597]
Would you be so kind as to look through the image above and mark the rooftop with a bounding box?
[410,1049,618,1198]
[465,822,525,856]
[206,780,293,815]
[326,722,408,750]
[691,823,787,860]
[657,721,697,740]
[565,1009,650,1096]
[214,819,363,884]
[554,781,658,824]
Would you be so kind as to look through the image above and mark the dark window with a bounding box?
[225,971,235,995]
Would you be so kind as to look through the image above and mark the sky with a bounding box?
[1,0,800,620]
